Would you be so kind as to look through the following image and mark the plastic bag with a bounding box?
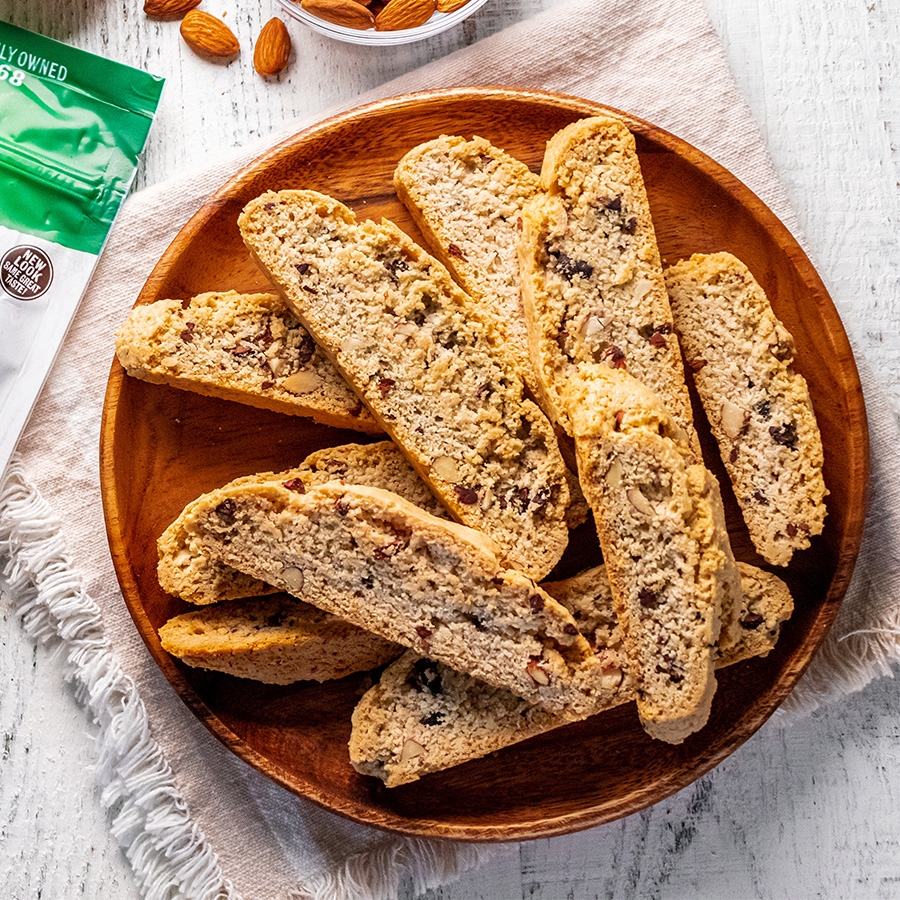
[0,19,163,474]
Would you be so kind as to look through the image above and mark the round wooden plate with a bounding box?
[100,88,868,841]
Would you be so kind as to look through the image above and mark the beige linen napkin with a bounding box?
[3,0,899,898]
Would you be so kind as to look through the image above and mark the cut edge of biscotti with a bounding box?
[158,477,276,606]
[237,189,570,581]
[394,134,542,395]
[156,440,448,605]
[159,593,401,684]
[665,251,827,566]
[563,364,742,743]
[114,290,381,434]
[349,560,792,787]
[179,479,616,719]
[518,115,699,456]
[720,563,794,666]
[158,441,589,607]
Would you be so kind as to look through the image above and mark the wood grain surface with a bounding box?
[2,0,900,897]
[99,88,866,839]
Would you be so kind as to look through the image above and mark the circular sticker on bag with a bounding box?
[0,245,54,300]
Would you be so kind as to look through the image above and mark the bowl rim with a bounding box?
[275,0,492,46]
[100,85,870,842]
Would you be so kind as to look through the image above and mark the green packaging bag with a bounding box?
[0,20,163,473]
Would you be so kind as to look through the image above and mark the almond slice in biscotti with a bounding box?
[115,290,380,433]
[563,364,742,744]
[350,561,792,787]
[665,252,827,566]
[238,190,570,581]
[179,480,613,718]
[394,135,542,395]
[519,116,699,455]
[159,593,401,684]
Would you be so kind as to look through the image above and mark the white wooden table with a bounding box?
[2,1,899,897]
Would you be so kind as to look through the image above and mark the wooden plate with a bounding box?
[100,87,868,841]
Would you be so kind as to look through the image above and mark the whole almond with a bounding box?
[436,0,471,11]
[301,0,376,30]
[254,18,291,77]
[180,10,240,59]
[375,0,436,29]
[144,0,201,19]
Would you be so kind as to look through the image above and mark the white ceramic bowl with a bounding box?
[276,0,491,45]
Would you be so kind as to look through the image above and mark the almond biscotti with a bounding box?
[519,116,698,453]
[554,562,792,671]
[157,440,448,605]
[349,561,792,787]
[238,190,570,580]
[563,365,741,743]
[349,560,635,788]
[350,653,570,788]
[115,291,380,433]
[543,565,633,690]
[180,480,614,718]
[159,440,586,607]
[665,252,827,566]
[720,564,794,666]
[159,594,400,684]
[394,135,541,393]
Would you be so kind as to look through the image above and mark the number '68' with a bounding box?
[0,65,25,86]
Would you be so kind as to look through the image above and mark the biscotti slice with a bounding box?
[311,440,587,531]
[665,252,827,566]
[180,480,613,718]
[115,290,379,433]
[350,653,575,787]
[394,135,542,393]
[158,440,449,605]
[238,190,569,581]
[350,561,635,788]
[159,594,400,684]
[546,561,788,670]
[563,364,742,743]
[519,116,698,453]
[349,561,792,786]
[719,564,794,666]
[159,442,587,606]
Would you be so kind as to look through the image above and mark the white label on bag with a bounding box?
[0,224,97,470]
